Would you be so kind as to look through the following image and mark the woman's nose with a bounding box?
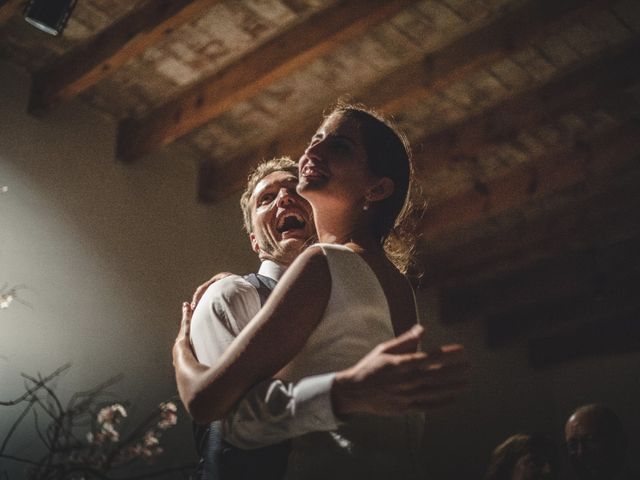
[304,137,324,159]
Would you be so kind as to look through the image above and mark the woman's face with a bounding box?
[511,453,554,480]
[298,112,379,210]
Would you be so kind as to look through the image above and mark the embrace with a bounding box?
[173,103,467,479]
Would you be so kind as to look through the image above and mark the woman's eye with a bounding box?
[307,137,321,149]
[328,137,350,151]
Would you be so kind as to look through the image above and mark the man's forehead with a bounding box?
[252,171,299,197]
[566,414,600,437]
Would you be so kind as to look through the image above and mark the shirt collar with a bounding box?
[258,259,287,281]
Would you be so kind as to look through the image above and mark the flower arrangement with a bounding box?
[0,365,193,479]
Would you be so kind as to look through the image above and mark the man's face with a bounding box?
[565,412,622,480]
[249,170,314,265]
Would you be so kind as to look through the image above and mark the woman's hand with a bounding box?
[173,301,215,422]
[331,325,468,416]
[173,302,194,366]
[191,272,233,309]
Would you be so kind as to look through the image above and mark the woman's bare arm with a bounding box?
[173,247,331,424]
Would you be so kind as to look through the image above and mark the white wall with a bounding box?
[0,62,257,474]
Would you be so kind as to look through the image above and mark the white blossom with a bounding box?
[0,293,13,309]
[158,401,178,429]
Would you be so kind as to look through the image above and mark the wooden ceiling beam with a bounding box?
[361,0,603,114]
[0,0,23,25]
[422,120,640,243]
[421,151,640,289]
[27,0,225,114]
[116,0,415,162]
[413,39,640,175]
[440,234,640,327]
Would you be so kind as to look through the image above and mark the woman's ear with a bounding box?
[366,177,394,202]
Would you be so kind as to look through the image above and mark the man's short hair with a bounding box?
[240,156,299,234]
[568,404,628,449]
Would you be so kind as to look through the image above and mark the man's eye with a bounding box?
[259,194,275,205]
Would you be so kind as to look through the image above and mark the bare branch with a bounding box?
[0,397,36,455]
[0,364,71,407]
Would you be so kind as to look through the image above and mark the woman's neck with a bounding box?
[312,204,380,251]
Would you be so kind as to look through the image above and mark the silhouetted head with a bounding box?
[565,404,628,480]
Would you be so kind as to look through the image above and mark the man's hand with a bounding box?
[331,325,468,416]
[190,272,233,308]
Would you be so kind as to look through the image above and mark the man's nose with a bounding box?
[573,442,584,457]
[276,188,295,207]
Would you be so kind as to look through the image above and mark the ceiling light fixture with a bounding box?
[23,0,77,36]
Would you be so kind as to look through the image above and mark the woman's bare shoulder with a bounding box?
[270,244,331,301]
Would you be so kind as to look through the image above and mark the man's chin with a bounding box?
[279,235,309,248]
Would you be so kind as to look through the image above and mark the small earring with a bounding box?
[363,200,369,211]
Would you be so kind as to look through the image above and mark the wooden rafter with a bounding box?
[421,120,640,242]
[358,0,604,113]
[420,127,640,288]
[0,0,23,24]
[440,234,640,329]
[116,0,415,162]
[28,0,225,113]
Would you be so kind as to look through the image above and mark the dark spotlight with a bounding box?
[23,0,77,36]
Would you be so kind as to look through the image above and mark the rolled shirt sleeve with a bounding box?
[223,373,340,449]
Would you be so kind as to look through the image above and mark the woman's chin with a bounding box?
[298,176,328,192]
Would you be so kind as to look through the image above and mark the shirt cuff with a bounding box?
[290,373,341,431]
[223,373,340,449]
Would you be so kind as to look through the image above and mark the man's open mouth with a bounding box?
[276,212,306,234]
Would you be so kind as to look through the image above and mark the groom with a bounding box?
[188,156,466,478]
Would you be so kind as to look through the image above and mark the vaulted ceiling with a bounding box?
[2,0,639,361]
